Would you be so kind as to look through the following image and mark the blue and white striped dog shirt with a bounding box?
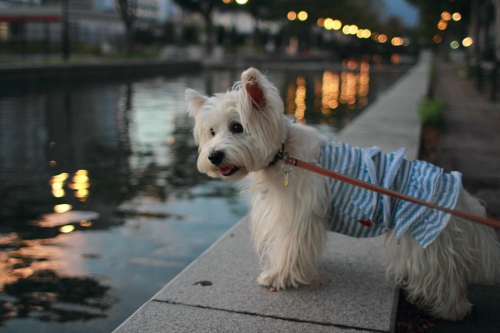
[319,141,462,248]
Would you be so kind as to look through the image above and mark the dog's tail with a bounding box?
[458,190,500,284]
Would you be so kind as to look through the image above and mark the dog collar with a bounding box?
[267,143,286,167]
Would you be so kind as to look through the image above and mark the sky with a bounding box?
[382,0,419,27]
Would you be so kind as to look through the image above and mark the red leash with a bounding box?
[284,155,500,229]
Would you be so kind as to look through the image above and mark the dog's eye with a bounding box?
[210,128,215,136]
[231,123,244,134]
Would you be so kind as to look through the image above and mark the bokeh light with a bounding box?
[54,204,72,213]
[450,40,459,49]
[462,37,473,47]
[60,225,75,234]
[441,11,451,21]
[349,25,358,35]
[452,12,461,21]
[438,20,448,30]
[287,11,296,20]
[391,37,403,46]
[297,11,308,21]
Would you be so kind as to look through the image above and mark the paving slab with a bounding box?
[154,217,394,331]
[116,301,373,333]
[115,217,394,332]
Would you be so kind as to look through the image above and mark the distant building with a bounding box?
[0,0,198,48]
[0,1,123,47]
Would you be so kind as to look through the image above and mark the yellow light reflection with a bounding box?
[60,225,75,234]
[50,173,69,198]
[342,25,350,35]
[71,170,90,202]
[52,189,65,198]
[347,59,357,70]
[332,20,342,30]
[322,70,339,116]
[286,83,296,114]
[54,204,72,213]
[294,76,306,122]
[391,53,401,64]
[358,62,370,98]
[80,220,92,227]
[452,12,461,21]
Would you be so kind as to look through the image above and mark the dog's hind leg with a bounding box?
[385,190,500,321]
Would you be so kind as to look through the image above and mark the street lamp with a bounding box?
[297,11,308,21]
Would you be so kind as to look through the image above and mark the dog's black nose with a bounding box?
[208,151,225,166]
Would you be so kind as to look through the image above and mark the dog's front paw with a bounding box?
[257,270,280,288]
[257,270,308,290]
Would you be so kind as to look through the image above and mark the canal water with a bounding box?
[0,65,407,332]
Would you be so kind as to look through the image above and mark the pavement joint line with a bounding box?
[150,298,390,333]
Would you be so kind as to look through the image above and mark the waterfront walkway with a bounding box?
[113,52,432,332]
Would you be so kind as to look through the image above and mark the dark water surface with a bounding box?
[0,65,406,332]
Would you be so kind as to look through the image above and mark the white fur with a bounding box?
[185,67,500,321]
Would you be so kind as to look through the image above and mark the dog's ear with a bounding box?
[185,88,208,118]
[241,68,265,110]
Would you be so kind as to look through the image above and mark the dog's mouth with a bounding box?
[219,166,240,177]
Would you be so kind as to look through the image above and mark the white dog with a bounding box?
[185,67,500,321]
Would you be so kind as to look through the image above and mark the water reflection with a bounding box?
[0,67,405,331]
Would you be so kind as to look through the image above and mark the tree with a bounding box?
[173,0,219,56]
[117,0,136,57]
[404,0,471,46]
